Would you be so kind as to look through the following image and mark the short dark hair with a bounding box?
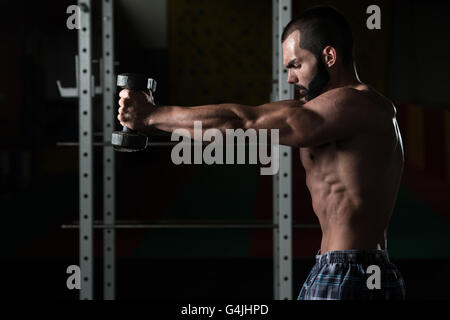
[281,6,354,68]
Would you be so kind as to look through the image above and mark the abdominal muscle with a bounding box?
[300,139,398,254]
[308,176,388,254]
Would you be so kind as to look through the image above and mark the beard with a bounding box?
[296,57,330,102]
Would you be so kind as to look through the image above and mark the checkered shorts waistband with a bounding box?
[315,249,392,267]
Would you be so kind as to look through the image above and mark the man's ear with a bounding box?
[322,46,337,67]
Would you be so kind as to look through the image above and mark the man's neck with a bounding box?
[323,66,362,92]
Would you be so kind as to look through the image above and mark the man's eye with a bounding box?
[295,64,301,69]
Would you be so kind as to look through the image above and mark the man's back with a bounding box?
[299,84,404,254]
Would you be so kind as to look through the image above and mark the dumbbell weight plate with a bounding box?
[111,131,148,152]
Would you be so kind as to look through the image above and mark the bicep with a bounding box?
[245,100,310,146]
[247,99,350,148]
[253,90,370,147]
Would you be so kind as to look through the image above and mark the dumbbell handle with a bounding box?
[111,73,157,152]
[122,126,134,133]
[117,74,157,132]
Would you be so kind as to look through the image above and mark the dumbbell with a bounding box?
[111,73,157,152]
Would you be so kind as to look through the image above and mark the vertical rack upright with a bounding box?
[78,0,94,300]
[272,0,293,300]
[102,0,116,300]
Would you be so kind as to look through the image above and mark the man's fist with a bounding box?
[117,89,156,131]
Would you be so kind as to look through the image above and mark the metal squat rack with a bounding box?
[57,0,314,300]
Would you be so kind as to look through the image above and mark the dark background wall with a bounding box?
[388,0,450,107]
[0,0,449,299]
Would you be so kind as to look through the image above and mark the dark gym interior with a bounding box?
[1,0,450,300]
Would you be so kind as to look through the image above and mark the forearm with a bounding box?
[148,104,253,135]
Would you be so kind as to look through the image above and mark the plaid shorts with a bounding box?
[297,250,406,300]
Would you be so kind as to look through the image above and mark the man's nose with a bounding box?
[286,69,297,84]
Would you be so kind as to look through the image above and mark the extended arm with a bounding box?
[147,100,313,146]
[119,87,369,147]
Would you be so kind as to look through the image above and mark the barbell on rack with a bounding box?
[56,141,274,147]
[61,220,320,229]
